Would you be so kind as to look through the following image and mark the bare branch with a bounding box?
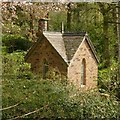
[0,103,20,111]
[8,105,48,120]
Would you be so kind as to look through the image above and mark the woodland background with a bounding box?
[1,2,120,119]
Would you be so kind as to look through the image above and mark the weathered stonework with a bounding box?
[68,38,98,90]
[25,32,98,89]
[26,38,68,76]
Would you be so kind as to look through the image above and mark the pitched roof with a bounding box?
[43,32,68,63]
[25,31,99,64]
[62,32,85,62]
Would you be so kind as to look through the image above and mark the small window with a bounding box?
[42,59,48,79]
[81,58,86,86]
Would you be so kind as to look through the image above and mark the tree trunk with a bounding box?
[103,15,110,67]
[67,3,71,31]
[30,6,35,42]
[98,3,111,68]
[111,5,118,60]
[116,2,120,80]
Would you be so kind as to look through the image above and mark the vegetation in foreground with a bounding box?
[2,52,120,119]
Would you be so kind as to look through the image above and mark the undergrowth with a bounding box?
[2,51,120,119]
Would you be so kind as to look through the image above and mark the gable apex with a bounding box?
[63,32,85,62]
[83,36,99,64]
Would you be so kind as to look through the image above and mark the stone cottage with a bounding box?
[25,19,99,89]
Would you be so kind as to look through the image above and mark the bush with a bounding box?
[2,51,34,80]
[2,34,32,53]
[98,61,120,100]
[2,78,119,119]
[2,52,119,119]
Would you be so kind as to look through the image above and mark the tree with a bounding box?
[2,2,66,41]
[67,3,72,31]
[98,3,111,67]
[116,1,120,80]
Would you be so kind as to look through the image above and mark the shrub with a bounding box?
[2,34,32,53]
[98,61,120,100]
[2,51,34,80]
[2,78,119,119]
[2,52,119,119]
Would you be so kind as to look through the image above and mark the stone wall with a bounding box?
[68,38,98,90]
[27,38,68,76]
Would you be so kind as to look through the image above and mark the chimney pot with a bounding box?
[38,18,49,32]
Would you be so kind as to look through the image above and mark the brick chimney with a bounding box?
[38,18,49,32]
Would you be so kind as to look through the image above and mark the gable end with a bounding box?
[84,36,99,64]
[24,34,45,62]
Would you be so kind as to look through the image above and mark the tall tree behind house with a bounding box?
[116,1,120,80]
[29,4,35,42]
[67,3,72,31]
[98,3,111,68]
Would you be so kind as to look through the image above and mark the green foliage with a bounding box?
[2,78,119,119]
[2,52,119,119]
[2,51,34,80]
[2,23,22,35]
[98,61,119,99]
[2,34,32,53]
[49,11,67,32]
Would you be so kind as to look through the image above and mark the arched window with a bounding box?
[42,59,48,79]
[81,58,86,86]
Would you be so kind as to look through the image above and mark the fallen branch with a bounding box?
[0,103,20,111]
[8,105,48,120]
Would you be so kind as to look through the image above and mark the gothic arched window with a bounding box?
[81,58,86,86]
[42,59,48,79]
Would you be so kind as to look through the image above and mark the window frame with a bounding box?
[42,58,49,79]
[81,58,86,87]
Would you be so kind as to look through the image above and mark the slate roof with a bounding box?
[62,32,85,62]
[43,32,86,63]
[43,32,68,63]
[25,31,99,64]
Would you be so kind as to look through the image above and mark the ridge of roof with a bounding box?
[63,32,86,36]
